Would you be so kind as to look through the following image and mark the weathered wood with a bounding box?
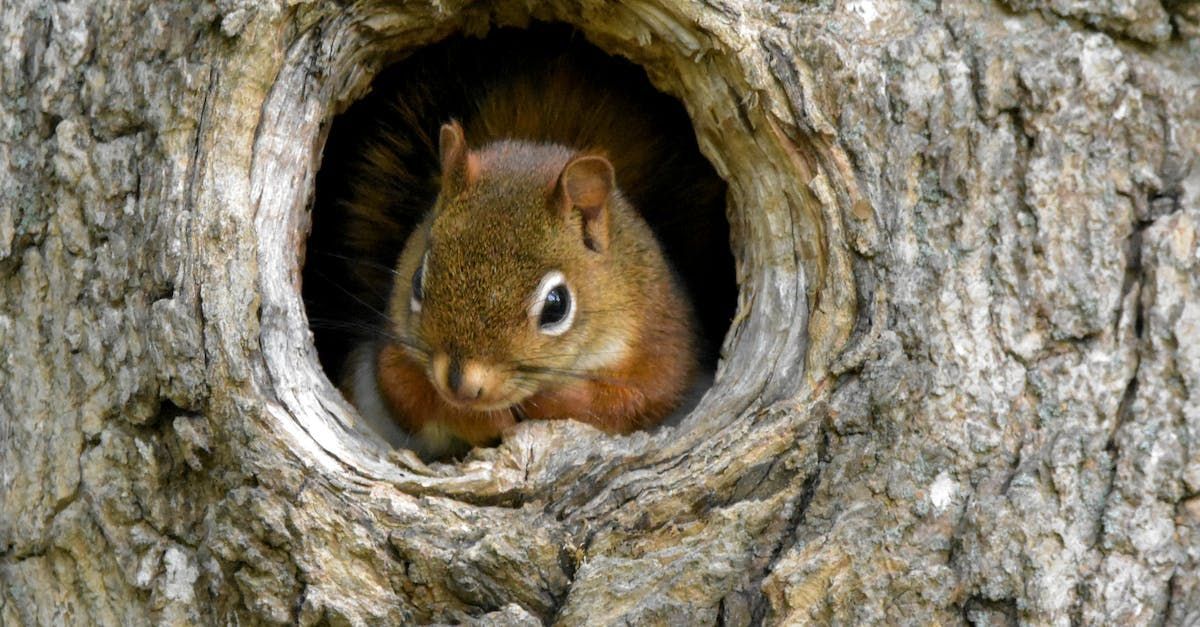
[1,0,1196,624]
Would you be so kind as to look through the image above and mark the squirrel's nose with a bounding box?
[446,358,484,401]
[433,353,492,405]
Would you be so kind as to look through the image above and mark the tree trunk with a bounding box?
[2,0,1197,624]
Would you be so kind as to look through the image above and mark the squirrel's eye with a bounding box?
[531,271,574,336]
[541,286,570,324]
[410,253,427,313]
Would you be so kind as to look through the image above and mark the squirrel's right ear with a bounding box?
[438,121,478,199]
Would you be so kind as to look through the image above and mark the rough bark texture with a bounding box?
[1,0,1197,625]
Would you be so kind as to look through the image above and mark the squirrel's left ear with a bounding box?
[553,155,613,253]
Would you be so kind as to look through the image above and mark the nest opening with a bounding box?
[301,24,738,457]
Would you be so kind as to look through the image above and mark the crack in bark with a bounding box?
[185,66,218,217]
[994,0,1174,45]
[1162,569,1178,626]
[747,424,827,624]
[962,594,1019,626]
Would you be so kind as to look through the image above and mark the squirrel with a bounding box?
[348,122,700,458]
[306,29,731,459]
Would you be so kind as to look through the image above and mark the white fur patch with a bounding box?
[346,342,411,447]
[413,421,460,459]
[346,342,462,459]
[573,330,630,371]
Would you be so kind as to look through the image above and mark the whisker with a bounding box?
[307,318,393,340]
[507,345,629,366]
[306,316,430,356]
[307,269,397,324]
[515,365,621,385]
[508,353,589,365]
[310,250,411,281]
[512,380,542,395]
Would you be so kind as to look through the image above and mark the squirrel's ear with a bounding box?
[554,155,613,253]
[438,121,478,198]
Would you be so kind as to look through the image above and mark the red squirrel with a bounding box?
[314,34,726,459]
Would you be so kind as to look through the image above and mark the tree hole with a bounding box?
[301,25,738,457]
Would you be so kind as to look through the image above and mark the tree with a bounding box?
[1,0,1197,624]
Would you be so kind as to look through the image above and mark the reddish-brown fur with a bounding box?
[376,321,693,446]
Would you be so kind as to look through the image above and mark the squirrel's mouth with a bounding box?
[428,375,534,413]
[435,394,521,413]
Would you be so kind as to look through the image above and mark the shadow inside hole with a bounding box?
[303,24,737,448]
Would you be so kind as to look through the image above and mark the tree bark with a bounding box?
[1,0,1197,625]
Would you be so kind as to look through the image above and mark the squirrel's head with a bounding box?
[386,121,641,411]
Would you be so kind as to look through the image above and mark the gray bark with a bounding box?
[1,0,1197,625]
